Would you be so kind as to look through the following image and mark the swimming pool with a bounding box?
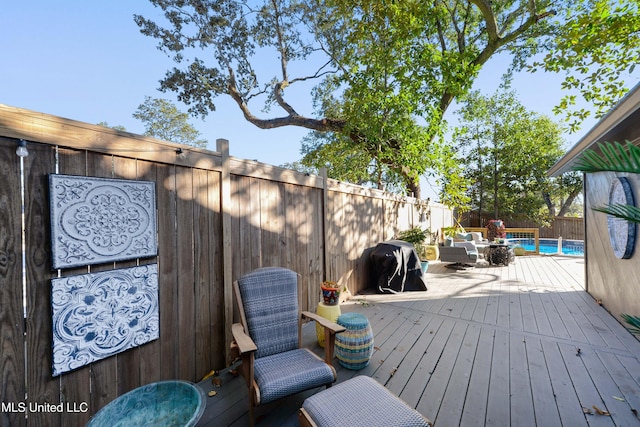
[507,238,584,256]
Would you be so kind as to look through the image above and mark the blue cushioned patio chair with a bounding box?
[230,267,346,426]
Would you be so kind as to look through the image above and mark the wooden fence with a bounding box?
[0,105,451,426]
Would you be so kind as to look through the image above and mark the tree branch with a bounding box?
[273,81,299,116]
[439,1,556,121]
[227,66,344,131]
[470,0,500,43]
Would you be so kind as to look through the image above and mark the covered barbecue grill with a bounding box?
[369,240,428,293]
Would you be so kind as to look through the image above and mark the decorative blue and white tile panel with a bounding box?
[51,264,159,376]
[49,174,157,269]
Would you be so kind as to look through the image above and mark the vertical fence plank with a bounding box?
[0,138,26,427]
[24,142,59,427]
[135,160,162,386]
[207,170,224,371]
[56,148,92,427]
[311,187,324,307]
[112,156,144,397]
[260,181,284,269]
[320,168,329,287]
[193,167,212,379]
[283,183,303,305]
[85,152,119,416]
[249,178,262,269]
[217,139,234,363]
[297,184,314,311]
[236,176,253,275]
[176,166,196,380]
[157,163,179,380]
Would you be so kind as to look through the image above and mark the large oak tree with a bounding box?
[135,0,639,197]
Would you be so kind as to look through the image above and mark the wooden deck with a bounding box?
[196,256,640,426]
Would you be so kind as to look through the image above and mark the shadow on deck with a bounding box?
[196,256,640,427]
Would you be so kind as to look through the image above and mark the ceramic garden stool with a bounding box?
[334,312,374,370]
[299,376,432,427]
[316,302,342,348]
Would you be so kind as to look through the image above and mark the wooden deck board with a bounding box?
[385,316,444,397]
[432,324,480,427]
[557,342,616,427]
[486,330,510,426]
[416,322,469,423]
[509,332,535,426]
[525,338,563,427]
[196,256,640,427]
[458,326,494,427]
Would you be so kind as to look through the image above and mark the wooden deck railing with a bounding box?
[460,227,541,254]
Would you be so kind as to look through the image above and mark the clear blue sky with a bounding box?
[2,1,618,198]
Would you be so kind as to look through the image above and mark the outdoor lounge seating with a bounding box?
[439,240,478,267]
[230,267,346,427]
[468,231,490,250]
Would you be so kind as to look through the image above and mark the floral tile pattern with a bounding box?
[51,264,159,376]
[49,174,157,269]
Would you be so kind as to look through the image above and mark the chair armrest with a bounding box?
[302,311,346,334]
[231,323,257,354]
[302,311,346,365]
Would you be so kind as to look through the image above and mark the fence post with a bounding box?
[217,138,233,364]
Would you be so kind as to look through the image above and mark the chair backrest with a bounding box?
[236,267,300,359]
[453,241,477,253]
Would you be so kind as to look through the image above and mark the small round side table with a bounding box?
[316,301,341,348]
[335,312,374,370]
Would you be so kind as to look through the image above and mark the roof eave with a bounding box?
[548,82,640,177]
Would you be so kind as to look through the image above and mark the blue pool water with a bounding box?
[507,238,584,256]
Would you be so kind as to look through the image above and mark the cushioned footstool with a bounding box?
[298,376,432,427]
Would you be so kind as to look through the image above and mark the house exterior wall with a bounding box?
[585,171,640,322]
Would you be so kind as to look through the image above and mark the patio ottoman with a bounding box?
[299,376,432,427]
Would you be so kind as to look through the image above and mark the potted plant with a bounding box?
[486,220,506,242]
[396,227,431,272]
[321,280,341,305]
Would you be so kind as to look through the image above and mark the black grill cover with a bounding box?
[370,240,428,293]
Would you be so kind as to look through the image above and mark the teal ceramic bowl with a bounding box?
[86,380,204,427]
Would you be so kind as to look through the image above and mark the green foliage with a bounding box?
[542,171,584,217]
[593,203,640,224]
[300,131,408,192]
[133,97,207,148]
[574,141,640,222]
[279,161,319,175]
[437,145,472,213]
[621,314,640,336]
[441,226,464,238]
[135,0,637,196]
[530,0,640,132]
[396,227,430,245]
[396,227,431,258]
[573,141,640,173]
[452,89,569,224]
[97,122,127,132]
[310,0,560,195]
